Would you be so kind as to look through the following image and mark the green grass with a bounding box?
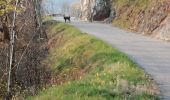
[28,20,159,100]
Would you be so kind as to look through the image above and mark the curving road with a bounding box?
[70,21,170,100]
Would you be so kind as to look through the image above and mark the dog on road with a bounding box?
[63,16,71,23]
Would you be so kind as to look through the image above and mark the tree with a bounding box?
[0,0,48,99]
[70,2,81,18]
[0,0,25,41]
[61,2,70,15]
[0,0,13,41]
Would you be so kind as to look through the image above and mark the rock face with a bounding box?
[80,0,94,21]
[93,0,111,21]
[80,0,112,21]
[112,0,170,40]
[154,12,170,40]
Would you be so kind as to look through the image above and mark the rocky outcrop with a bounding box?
[112,0,170,40]
[154,13,170,40]
[80,0,94,21]
[93,0,111,21]
[80,0,112,21]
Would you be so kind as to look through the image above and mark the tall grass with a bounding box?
[28,20,159,100]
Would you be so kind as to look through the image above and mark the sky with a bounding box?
[43,0,80,14]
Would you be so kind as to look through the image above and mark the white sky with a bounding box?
[42,0,80,14]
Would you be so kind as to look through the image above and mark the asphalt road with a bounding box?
[69,21,170,100]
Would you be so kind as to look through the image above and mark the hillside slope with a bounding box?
[113,0,170,40]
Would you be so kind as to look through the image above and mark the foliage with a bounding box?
[0,0,25,16]
[28,20,160,100]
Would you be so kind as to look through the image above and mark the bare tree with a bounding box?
[61,2,70,15]
[0,0,49,99]
[70,2,81,18]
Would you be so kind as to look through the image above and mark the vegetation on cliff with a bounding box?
[112,0,170,40]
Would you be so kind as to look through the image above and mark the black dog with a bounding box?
[64,16,71,23]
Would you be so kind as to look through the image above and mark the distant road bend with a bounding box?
[72,21,170,100]
[55,17,170,100]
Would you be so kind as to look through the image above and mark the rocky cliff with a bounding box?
[113,0,170,40]
[80,0,112,21]
[80,0,94,21]
[81,0,170,40]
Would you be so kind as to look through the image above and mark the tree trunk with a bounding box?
[2,15,10,41]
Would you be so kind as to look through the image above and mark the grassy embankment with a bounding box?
[28,19,159,100]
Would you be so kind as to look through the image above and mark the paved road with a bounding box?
[70,21,170,100]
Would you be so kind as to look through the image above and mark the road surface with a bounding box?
[70,21,170,100]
